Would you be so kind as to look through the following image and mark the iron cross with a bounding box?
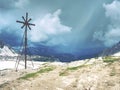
[16,12,35,69]
[16,12,35,30]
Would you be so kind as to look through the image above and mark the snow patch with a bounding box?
[112,52,120,57]
[0,46,17,56]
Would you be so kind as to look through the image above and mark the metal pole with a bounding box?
[25,26,27,69]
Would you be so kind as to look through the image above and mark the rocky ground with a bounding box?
[0,56,120,90]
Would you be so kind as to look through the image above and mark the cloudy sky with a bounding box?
[0,0,119,56]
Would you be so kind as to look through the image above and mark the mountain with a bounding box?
[27,45,77,62]
[0,56,120,90]
[0,41,104,61]
[102,41,120,56]
[0,41,17,57]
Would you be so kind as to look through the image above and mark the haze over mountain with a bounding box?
[0,0,120,60]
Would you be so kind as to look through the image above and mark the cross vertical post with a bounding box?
[16,12,35,69]
[25,26,27,69]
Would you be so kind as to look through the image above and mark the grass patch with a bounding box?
[19,66,55,80]
[59,65,86,76]
[37,67,54,73]
[66,65,85,71]
[20,72,38,79]
[103,56,119,63]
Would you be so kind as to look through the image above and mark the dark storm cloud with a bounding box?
[0,0,116,55]
[0,27,21,46]
[0,0,17,10]
[0,0,29,11]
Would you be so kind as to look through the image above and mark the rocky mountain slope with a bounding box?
[0,56,120,90]
[0,45,17,57]
[0,40,17,57]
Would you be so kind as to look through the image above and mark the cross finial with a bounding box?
[16,12,35,30]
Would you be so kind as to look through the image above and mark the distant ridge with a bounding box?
[101,41,120,56]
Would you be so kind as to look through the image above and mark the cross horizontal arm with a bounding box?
[28,25,31,30]
[21,24,25,29]
[22,16,26,21]
[16,20,24,24]
[28,23,35,26]
[28,18,32,22]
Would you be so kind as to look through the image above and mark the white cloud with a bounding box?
[94,0,120,47]
[29,9,72,45]
[103,0,120,26]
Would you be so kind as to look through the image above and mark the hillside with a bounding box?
[0,56,120,90]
